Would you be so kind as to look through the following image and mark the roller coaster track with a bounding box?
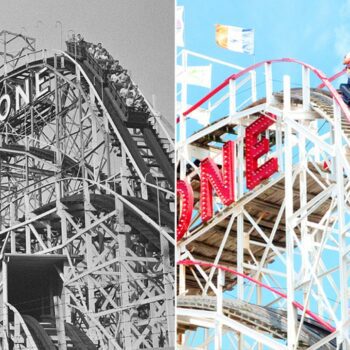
[178,260,336,349]
[177,58,350,348]
[0,41,174,349]
[0,53,174,191]
[81,54,175,190]
[177,296,336,349]
[21,314,98,349]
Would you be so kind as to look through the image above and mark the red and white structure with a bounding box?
[177,54,350,349]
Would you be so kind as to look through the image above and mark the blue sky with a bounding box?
[177,0,350,138]
[177,0,349,348]
[178,0,349,75]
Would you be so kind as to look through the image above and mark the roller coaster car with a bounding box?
[66,41,151,127]
[107,81,149,126]
[85,53,109,82]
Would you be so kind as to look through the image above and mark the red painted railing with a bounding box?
[178,259,335,333]
[177,58,350,124]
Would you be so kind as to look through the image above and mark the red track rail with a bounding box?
[178,259,335,333]
[177,58,350,124]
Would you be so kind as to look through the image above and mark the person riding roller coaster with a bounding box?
[339,52,350,105]
[67,36,150,113]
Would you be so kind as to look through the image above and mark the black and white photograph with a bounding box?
[0,1,175,349]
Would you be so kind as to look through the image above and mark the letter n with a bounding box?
[200,140,235,222]
[15,79,30,111]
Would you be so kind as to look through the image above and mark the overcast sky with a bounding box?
[0,0,174,131]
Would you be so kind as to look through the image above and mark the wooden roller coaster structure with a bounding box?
[0,30,175,350]
[177,52,350,349]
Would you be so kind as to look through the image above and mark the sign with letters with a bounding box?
[0,67,50,122]
[177,113,278,240]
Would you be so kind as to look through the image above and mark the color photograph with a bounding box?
[176,1,350,349]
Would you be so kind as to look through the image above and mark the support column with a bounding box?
[333,100,350,349]
[229,79,236,116]
[78,88,96,330]
[283,75,297,349]
[265,62,273,105]
[299,120,309,307]
[237,120,245,350]
[118,147,133,349]
[215,269,224,350]
[161,232,175,347]
[54,293,67,350]
[179,50,188,180]
[2,257,9,350]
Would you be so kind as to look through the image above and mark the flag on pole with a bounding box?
[176,64,212,88]
[215,24,254,54]
[176,101,210,126]
[176,6,184,47]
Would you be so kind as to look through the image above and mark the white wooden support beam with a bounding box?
[283,75,291,112]
[229,79,236,116]
[161,233,175,347]
[283,75,298,349]
[180,50,188,180]
[179,263,186,295]
[54,294,67,350]
[250,70,257,103]
[302,66,310,111]
[333,98,350,349]
[215,269,224,350]
[265,62,273,105]
[2,258,9,350]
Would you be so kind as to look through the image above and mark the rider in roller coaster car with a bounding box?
[76,33,85,45]
[339,52,350,105]
[76,38,150,113]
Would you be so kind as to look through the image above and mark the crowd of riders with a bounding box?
[69,34,151,113]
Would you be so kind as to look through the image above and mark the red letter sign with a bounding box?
[245,113,278,190]
[200,140,235,222]
[177,180,194,241]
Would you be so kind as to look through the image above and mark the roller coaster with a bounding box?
[176,54,350,349]
[0,30,175,349]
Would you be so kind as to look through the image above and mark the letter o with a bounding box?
[0,94,11,122]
